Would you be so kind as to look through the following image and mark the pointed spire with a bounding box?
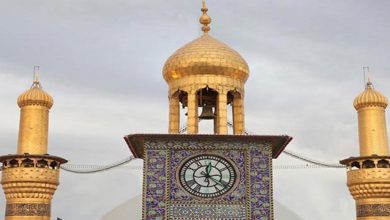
[363,66,373,89]
[32,65,41,88]
[200,0,211,34]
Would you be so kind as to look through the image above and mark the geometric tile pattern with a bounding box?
[170,204,246,219]
[143,138,273,219]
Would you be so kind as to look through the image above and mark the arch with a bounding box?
[9,159,19,168]
[197,87,218,133]
[37,159,49,168]
[362,160,375,168]
[21,158,34,168]
[50,161,58,169]
[377,159,390,168]
[350,161,360,170]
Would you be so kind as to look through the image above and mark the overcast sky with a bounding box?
[1,0,390,219]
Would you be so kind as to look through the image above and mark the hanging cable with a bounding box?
[226,121,344,168]
[60,156,137,174]
[51,122,346,174]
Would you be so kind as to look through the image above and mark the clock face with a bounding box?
[178,154,237,198]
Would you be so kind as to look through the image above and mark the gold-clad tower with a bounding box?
[0,67,67,220]
[341,79,390,219]
[163,0,249,134]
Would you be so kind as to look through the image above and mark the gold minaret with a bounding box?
[0,67,67,220]
[341,78,390,219]
[163,0,249,134]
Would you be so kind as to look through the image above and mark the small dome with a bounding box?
[353,83,388,110]
[17,85,53,108]
[163,34,249,83]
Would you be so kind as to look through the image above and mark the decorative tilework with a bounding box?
[250,145,272,220]
[142,138,273,220]
[357,204,390,217]
[144,150,167,219]
[170,204,246,219]
[6,203,50,216]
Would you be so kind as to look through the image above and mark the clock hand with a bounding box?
[206,163,212,175]
[208,176,227,188]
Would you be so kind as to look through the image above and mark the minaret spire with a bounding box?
[33,65,41,87]
[200,0,211,34]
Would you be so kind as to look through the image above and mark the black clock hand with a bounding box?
[206,163,212,175]
[209,176,227,188]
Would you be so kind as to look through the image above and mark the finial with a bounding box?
[200,0,211,34]
[363,66,374,89]
[32,66,41,88]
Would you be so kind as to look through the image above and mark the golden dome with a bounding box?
[163,34,249,83]
[163,0,249,83]
[354,82,388,110]
[17,83,53,108]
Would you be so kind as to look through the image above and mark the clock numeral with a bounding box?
[220,167,228,172]
[195,161,202,167]
[186,179,196,187]
[220,180,228,186]
[194,184,202,192]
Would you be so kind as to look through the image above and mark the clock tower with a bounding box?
[125,1,291,219]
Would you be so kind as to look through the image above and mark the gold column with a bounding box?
[233,96,245,135]
[168,94,180,134]
[187,91,198,134]
[357,107,389,156]
[217,91,227,134]
[17,105,50,154]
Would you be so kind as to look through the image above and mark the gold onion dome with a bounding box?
[17,81,53,108]
[163,1,249,83]
[353,81,388,110]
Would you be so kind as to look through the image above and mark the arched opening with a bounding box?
[21,158,34,168]
[351,161,360,170]
[227,91,234,134]
[50,161,58,170]
[377,159,390,168]
[362,160,375,168]
[171,87,245,135]
[37,159,49,168]
[197,87,217,134]
[9,159,19,168]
